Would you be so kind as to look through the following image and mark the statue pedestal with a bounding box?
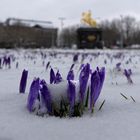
[77,27,103,49]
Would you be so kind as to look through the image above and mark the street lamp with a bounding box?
[58,17,66,30]
[120,15,124,49]
[58,17,66,47]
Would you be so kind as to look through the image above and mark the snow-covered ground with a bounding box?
[0,49,140,140]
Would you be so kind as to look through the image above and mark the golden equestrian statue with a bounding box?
[81,10,97,27]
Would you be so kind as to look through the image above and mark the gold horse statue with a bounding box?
[81,10,97,27]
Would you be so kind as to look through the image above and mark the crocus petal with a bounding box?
[40,83,52,114]
[116,62,121,67]
[124,69,132,78]
[79,63,90,103]
[0,58,1,68]
[19,69,28,93]
[91,67,105,106]
[50,68,55,84]
[116,62,121,71]
[55,70,62,84]
[97,67,105,94]
[27,78,40,112]
[124,69,128,77]
[67,80,76,115]
[80,64,85,70]
[67,70,74,81]
[124,69,133,84]
[90,71,101,110]
[2,56,6,66]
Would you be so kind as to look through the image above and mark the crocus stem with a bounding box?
[91,105,94,113]
[85,86,89,108]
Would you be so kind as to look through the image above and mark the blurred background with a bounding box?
[0,0,140,49]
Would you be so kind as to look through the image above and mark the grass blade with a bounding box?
[98,100,105,111]
[120,93,128,100]
[130,96,136,102]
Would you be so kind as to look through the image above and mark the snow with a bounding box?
[0,49,140,140]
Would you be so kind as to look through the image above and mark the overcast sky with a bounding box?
[0,0,140,27]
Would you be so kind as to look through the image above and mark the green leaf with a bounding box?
[91,106,94,113]
[85,86,89,108]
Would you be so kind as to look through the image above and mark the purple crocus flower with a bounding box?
[96,67,105,101]
[67,80,76,115]
[27,78,40,112]
[104,59,107,64]
[40,82,52,114]
[7,57,11,68]
[79,63,90,104]
[90,71,101,110]
[54,70,62,84]
[124,69,129,77]
[67,69,74,81]
[79,64,85,70]
[116,62,121,71]
[97,67,105,90]
[19,69,28,93]
[124,69,133,84]
[50,68,56,84]
[3,56,11,68]
[90,67,105,110]
[0,58,2,68]
[40,79,47,86]
[2,56,7,66]
[128,69,132,75]
[73,53,79,62]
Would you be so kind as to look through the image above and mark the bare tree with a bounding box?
[99,15,139,48]
[59,25,77,48]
